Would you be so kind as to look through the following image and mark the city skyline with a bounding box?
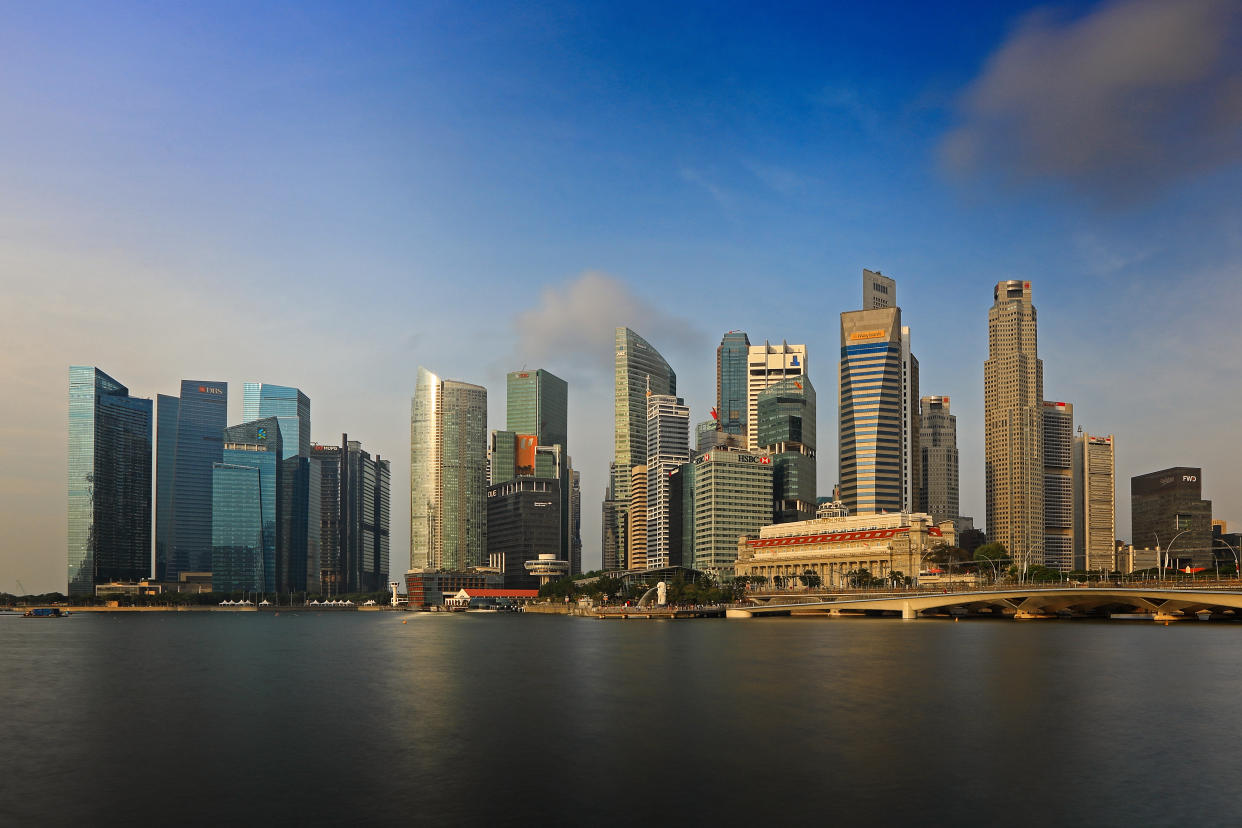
[5,0,1242,592]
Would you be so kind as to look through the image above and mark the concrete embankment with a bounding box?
[523,603,593,616]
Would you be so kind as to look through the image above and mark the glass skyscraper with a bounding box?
[156,380,227,581]
[506,369,567,449]
[68,367,153,595]
[214,418,281,592]
[211,463,264,593]
[411,367,487,571]
[757,376,817,523]
[607,328,676,559]
[243,383,310,460]
[716,330,750,436]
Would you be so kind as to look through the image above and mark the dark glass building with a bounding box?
[156,380,227,581]
[243,383,310,460]
[211,463,265,593]
[68,367,153,595]
[668,462,696,569]
[486,477,562,590]
[717,330,750,437]
[281,455,322,594]
[312,434,390,594]
[1131,467,1213,566]
[757,376,817,523]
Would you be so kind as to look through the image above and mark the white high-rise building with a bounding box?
[410,367,488,572]
[746,342,807,453]
[645,394,690,569]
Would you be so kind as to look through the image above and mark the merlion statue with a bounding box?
[656,581,667,606]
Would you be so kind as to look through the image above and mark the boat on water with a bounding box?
[22,607,70,618]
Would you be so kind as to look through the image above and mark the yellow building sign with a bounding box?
[849,329,888,341]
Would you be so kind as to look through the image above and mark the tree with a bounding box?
[771,575,785,589]
[888,570,912,588]
[801,570,822,589]
[845,568,883,588]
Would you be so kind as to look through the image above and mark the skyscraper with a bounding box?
[156,380,228,582]
[628,465,648,570]
[863,268,896,309]
[68,367,152,595]
[411,367,487,571]
[716,331,750,437]
[486,477,561,590]
[756,376,817,523]
[608,328,676,557]
[918,396,959,524]
[645,394,690,569]
[840,272,919,515]
[242,383,310,460]
[1042,401,1074,571]
[312,434,391,594]
[216,418,282,592]
[746,342,806,453]
[569,469,582,575]
[1074,433,1116,572]
[691,448,773,578]
[506,369,568,449]
[984,280,1044,570]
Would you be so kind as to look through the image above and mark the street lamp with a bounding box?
[1213,537,1241,581]
[1154,529,1190,581]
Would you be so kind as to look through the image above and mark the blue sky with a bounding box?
[3,0,1241,591]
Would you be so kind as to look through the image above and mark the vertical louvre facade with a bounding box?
[67,367,153,595]
[1042,401,1074,571]
[1074,434,1116,571]
[984,280,1044,570]
[159,380,228,581]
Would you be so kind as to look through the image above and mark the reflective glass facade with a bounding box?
[612,327,675,515]
[161,380,227,580]
[486,477,561,590]
[68,367,153,595]
[757,376,817,523]
[243,383,310,460]
[281,455,322,593]
[154,394,179,581]
[221,418,281,590]
[506,369,567,449]
[211,463,264,593]
[410,367,440,570]
[716,331,750,436]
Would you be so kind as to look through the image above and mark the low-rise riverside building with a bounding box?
[735,512,950,587]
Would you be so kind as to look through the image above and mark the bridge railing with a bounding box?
[744,578,1242,600]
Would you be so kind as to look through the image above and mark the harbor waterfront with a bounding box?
[4,612,1242,826]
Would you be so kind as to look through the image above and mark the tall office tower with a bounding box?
[1042,401,1074,571]
[1131,467,1213,566]
[756,376,817,523]
[311,435,390,594]
[984,280,1044,570]
[628,465,649,570]
[668,462,695,569]
[216,418,282,592]
[691,448,773,578]
[569,469,582,575]
[486,477,561,590]
[717,331,751,436]
[68,367,152,595]
[863,268,896,309]
[601,474,627,571]
[695,420,719,452]
[506,369,568,448]
[410,368,487,571]
[839,300,919,515]
[608,328,676,555]
[242,383,310,460]
[746,342,807,452]
[280,455,322,593]
[1074,433,1116,572]
[645,394,691,569]
[918,396,959,524]
[156,380,228,582]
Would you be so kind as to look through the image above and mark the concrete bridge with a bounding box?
[725,585,1242,621]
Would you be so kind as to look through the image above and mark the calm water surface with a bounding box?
[2,611,1241,826]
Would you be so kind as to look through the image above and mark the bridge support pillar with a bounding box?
[902,601,917,620]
